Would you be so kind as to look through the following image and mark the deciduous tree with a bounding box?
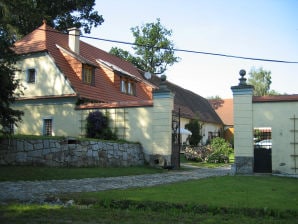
[110,18,179,75]
[247,67,279,96]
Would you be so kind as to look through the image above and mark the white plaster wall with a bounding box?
[15,52,75,97]
[13,98,81,137]
[233,94,254,157]
[253,102,298,174]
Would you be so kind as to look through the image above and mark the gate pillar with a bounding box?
[231,70,254,174]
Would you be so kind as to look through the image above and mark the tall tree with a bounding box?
[0,0,103,133]
[247,67,279,96]
[0,25,23,134]
[110,18,179,75]
[1,0,104,37]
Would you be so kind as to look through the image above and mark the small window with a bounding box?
[120,79,127,93]
[3,122,14,134]
[43,118,53,136]
[27,68,36,83]
[82,64,95,85]
[120,78,136,96]
[127,82,135,95]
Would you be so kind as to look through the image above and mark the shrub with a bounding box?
[86,111,118,140]
[207,137,233,163]
[185,119,202,146]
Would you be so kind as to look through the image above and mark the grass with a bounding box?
[0,166,165,181]
[1,176,297,223]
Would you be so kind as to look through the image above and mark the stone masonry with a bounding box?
[0,138,144,167]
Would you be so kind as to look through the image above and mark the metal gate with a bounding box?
[171,110,180,168]
[253,128,272,173]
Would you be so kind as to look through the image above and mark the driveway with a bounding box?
[0,166,230,202]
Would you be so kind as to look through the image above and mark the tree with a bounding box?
[110,18,179,75]
[1,0,104,37]
[247,67,279,96]
[185,119,202,146]
[0,26,23,134]
[0,0,103,133]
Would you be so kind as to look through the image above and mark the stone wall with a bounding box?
[0,138,144,167]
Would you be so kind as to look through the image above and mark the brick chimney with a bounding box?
[68,27,80,54]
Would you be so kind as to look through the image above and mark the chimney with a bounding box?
[68,27,80,54]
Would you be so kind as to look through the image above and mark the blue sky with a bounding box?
[83,0,298,98]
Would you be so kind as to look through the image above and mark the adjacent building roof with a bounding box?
[13,22,153,104]
[150,75,223,124]
[209,99,234,126]
[253,95,298,103]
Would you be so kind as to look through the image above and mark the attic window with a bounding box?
[120,77,136,96]
[27,68,36,83]
[82,64,95,85]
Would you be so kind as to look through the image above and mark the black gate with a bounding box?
[171,110,180,168]
[254,147,272,173]
[253,128,272,173]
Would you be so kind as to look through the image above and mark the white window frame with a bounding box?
[42,117,54,136]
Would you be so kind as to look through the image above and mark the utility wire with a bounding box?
[39,28,298,64]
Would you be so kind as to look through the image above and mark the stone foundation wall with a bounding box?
[234,156,253,174]
[0,138,144,167]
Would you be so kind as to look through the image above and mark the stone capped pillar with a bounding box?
[231,70,254,174]
[149,75,174,167]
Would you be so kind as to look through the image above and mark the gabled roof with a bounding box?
[13,22,152,104]
[150,75,223,124]
[209,99,233,126]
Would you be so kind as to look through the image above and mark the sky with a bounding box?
[82,0,298,98]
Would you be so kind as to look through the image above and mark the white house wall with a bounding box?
[13,98,81,136]
[15,52,75,97]
[253,102,298,174]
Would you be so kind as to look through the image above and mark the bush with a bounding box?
[86,111,118,140]
[184,137,233,164]
[207,137,233,163]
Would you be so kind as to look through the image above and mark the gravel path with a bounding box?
[0,166,231,202]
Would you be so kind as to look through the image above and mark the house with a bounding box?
[9,21,223,166]
[209,98,234,145]
[149,75,223,145]
[231,70,298,175]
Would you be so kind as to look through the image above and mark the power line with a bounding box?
[80,34,298,64]
[39,28,298,64]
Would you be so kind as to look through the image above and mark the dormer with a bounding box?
[56,44,97,86]
[97,59,141,96]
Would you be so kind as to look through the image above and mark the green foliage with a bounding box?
[207,137,234,163]
[247,67,280,96]
[1,0,104,36]
[0,19,24,134]
[110,18,180,75]
[185,119,202,146]
[86,111,118,140]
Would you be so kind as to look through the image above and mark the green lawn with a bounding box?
[1,175,297,224]
[0,166,165,181]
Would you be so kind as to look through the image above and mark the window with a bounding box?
[82,64,95,85]
[3,122,14,134]
[27,68,36,83]
[43,118,53,136]
[120,79,127,93]
[120,78,136,96]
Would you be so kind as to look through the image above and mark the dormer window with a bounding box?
[27,68,36,83]
[120,77,136,96]
[82,64,95,85]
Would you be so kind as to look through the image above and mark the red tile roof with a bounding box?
[253,95,298,103]
[209,99,234,126]
[14,22,153,105]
